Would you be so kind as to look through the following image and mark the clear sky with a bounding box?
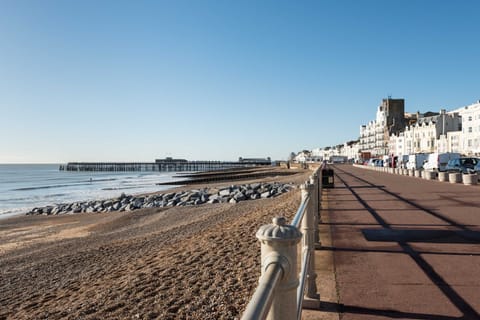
[1,0,479,163]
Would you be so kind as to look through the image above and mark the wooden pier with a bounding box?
[59,157,272,172]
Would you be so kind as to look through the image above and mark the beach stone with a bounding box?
[244,189,255,198]
[250,193,260,200]
[219,197,229,203]
[233,192,247,201]
[163,193,174,201]
[261,191,271,199]
[250,183,261,190]
[219,189,231,197]
[133,198,144,209]
[112,202,121,210]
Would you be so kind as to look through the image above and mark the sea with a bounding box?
[0,164,179,218]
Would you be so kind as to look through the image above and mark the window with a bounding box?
[468,116,472,121]
[469,127,473,133]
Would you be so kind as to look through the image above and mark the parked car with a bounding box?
[445,157,480,173]
[423,152,461,171]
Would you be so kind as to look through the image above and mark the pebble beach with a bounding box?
[0,167,310,319]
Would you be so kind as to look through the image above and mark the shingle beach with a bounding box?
[0,167,310,319]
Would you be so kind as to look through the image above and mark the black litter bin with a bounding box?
[322,169,334,188]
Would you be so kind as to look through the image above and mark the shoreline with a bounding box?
[0,167,301,220]
[0,165,184,219]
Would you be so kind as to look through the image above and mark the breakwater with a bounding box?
[26,182,293,216]
[60,157,272,172]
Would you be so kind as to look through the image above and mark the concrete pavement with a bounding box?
[303,164,480,320]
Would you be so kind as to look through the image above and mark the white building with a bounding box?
[437,131,462,153]
[401,110,461,154]
[294,151,311,163]
[388,132,407,159]
[452,101,480,155]
[343,141,360,162]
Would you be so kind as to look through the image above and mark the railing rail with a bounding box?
[241,165,324,320]
[296,247,311,319]
[291,195,310,228]
[240,263,283,320]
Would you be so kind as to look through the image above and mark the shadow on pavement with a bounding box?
[320,301,462,320]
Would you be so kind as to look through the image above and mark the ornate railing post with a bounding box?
[300,184,320,305]
[256,217,302,320]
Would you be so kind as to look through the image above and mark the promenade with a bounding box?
[307,164,480,320]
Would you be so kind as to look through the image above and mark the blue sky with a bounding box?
[1,0,479,163]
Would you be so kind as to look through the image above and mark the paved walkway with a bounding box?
[303,164,480,320]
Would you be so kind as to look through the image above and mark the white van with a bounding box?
[423,153,461,171]
[406,153,429,170]
[382,155,391,167]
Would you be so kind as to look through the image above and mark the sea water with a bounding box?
[0,164,178,218]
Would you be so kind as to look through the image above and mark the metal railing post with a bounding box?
[252,216,302,320]
[318,166,323,221]
[309,174,320,245]
[300,184,320,305]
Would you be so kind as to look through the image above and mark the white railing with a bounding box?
[241,166,323,320]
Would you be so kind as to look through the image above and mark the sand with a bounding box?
[0,168,311,320]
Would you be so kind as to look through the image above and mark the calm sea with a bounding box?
[0,164,178,218]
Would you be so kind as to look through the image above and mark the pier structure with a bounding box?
[59,157,272,172]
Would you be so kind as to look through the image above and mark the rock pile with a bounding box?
[26,182,293,216]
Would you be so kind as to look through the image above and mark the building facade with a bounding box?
[314,99,480,163]
[359,98,405,157]
[452,101,480,155]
